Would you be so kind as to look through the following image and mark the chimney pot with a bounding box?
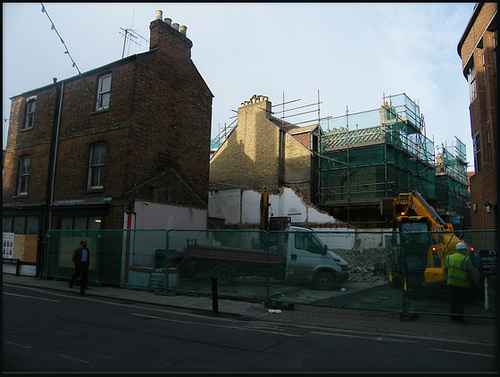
[179,25,187,36]
[155,10,163,20]
[164,18,172,26]
[172,22,179,31]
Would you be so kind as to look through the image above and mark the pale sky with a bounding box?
[3,2,476,168]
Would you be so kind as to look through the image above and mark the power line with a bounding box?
[40,3,82,75]
[40,3,110,118]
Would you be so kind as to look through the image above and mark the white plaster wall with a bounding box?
[134,201,207,230]
[354,229,391,249]
[312,228,356,250]
[208,187,339,226]
[241,190,261,224]
[123,201,207,270]
[208,189,242,223]
[312,228,391,250]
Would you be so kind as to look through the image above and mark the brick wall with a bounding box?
[3,84,58,201]
[458,3,497,230]
[210,95,313,199]
[210,96,280,191]
[4,16,213,231]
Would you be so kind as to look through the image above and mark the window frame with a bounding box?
[87,142,106,190]
[58,215,103,230]
[23,97,36,130]
[17,155,31,196]
[3,215,40,235]
[473,131,481,172]
[486,122,492,164]
[467,65,477,103]
[95,73,112,111]
[294,232,325,255]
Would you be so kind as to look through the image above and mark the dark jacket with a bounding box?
[72,246,90,265]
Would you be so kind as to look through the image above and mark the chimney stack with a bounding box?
[149,10,193,58]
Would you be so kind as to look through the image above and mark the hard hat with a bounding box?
[456,242,467,251]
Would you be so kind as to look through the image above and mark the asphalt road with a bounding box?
[3,285,497,372]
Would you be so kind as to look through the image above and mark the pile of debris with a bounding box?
[340,248,388,285]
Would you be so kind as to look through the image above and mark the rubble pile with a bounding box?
[340,248,388,285]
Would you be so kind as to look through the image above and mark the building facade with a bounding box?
[3,11,213,275]
[458,2,498,230]
[319,93,471,229]
[209,95,321,204]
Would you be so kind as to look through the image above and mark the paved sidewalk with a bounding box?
[2,273,498,347]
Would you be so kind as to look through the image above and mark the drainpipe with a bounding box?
[39,79,64,277]
[49,79,64,228]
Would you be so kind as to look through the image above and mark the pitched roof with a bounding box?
[322,126,386,150]
[288,124,321,134]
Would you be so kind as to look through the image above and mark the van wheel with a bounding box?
[314,271,335,290]
[212,265,235,286]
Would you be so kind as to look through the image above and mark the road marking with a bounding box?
[429,348,496,358]
[311,331,418,343]
[5,341,32,349]
[58,354,90,363]
[131,312,301,337]
[3,292,60,303]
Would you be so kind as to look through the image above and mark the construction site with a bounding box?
[208,93,469,230]
[318,93,469,229]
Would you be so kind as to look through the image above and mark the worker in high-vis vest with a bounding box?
[444,242,478,322]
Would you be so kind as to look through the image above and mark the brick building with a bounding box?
[457,3,498,230]
[3,10,213,275]
[209,95,321,203]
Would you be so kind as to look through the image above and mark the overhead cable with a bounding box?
[40,3,110,118]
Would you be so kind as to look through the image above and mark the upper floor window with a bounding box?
[467,66,477,103]
[95,74,111,111]
[88,143,106,189]
[23,97,36,130]
[473,131,481,172]
[487,122,492,164]
[17,155,31,195]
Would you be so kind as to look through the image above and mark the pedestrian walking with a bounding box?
[69,239,90,296]
[444,242,478,322]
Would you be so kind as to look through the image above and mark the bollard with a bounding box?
[211,277,219,314]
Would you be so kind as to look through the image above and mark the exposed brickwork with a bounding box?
[209,95,314,201]
[3,16,213,234]
[458,3,498,230]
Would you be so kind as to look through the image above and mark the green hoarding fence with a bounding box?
[43,228,497,319]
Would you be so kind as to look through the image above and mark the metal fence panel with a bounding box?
[42,228,497,318]
[403,230,497,318]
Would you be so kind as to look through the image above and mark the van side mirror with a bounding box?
[322,245,328,255]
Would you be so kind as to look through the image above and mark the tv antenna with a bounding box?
[119,27,149,58]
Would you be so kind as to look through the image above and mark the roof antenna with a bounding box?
[119,11,149,59]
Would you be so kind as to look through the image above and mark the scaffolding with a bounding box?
[210,91,326,158]
[435,137,469,227]
[319,94,437,227]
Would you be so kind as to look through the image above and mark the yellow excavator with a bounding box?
[386,190,474,289]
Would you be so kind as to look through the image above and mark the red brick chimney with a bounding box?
[149,10,192,59]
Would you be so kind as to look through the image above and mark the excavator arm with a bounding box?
[393,191,453,232]
[389,190,473,287]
